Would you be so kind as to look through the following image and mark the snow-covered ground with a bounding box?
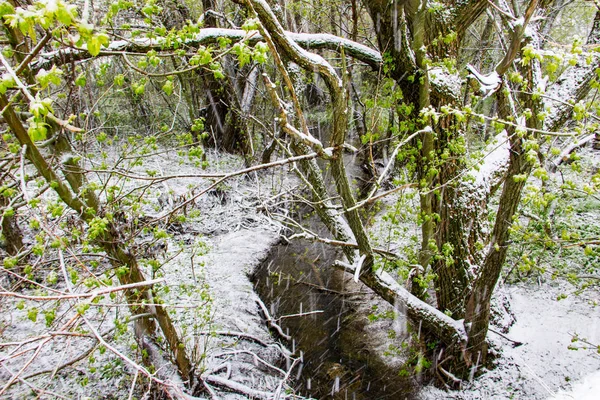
[420,283,600,399]
[548,369,600,400]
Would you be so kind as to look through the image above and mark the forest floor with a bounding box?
[419,282,600,399]
[1,146,599,399]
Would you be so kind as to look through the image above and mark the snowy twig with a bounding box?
[276,310,324,321]
[203,375,274,399]
[274,357,301,400]
[215,350,286,375]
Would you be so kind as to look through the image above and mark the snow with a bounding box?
[548,370,600,400]
[466,64,502,98]
[430,67,462,101]
[419,283,600,399]
[474,130,510,187]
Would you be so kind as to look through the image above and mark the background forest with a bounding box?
[0,0,599,398]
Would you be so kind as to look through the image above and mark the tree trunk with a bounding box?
[464,137,531,362]
[0,196,24,256]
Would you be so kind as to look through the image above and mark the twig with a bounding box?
[128,370,139,400]
[256,298,292,341]
[488,328,523,347]
[292,280,366,296]
[215,350,286,375]
[286,228,401,260]
[276,310,324,321]
[274,357,301,400]
[0,338,50,395]
[438,365,462,386]
[203,375,273,400]
[0,278,164,301]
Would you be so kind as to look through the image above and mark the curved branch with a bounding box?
[31,28,383,73]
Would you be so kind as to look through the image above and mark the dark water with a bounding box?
[252,238,417,399]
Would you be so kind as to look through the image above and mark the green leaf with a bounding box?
[75,73,86,87]
[88,216,109,240]
[28,307,38,323]
[0,74,16,94]
[29,96,53,118]
[218,37,231,49]
[56,2,78,25]
[0,1,15,18]
[131,80,146,96]
[35,66,63,88]
[114,74,125,86]
[87,36,101,56]
[44,309,56,327]
[162,80,173,96]
[28,120,48,141]
[241,18,260,32]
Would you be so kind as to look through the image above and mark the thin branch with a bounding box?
[0,279,164,301]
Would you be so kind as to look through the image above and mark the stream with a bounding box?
[252,235,417,399]
[250,120,418,398]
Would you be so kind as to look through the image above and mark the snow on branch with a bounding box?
[334,260,468,348]
[30,28,382,73]
[544,57,600,133]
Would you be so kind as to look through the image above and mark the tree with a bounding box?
[0,0,598,394]
[246,0,600,376]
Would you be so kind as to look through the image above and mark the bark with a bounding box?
[0,196,24,256]
[544,8,600,133]
[464,130,531,362]
[464,12,544,359]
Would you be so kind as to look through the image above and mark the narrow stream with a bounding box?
[251,119,418,398]
[252,236,417,399]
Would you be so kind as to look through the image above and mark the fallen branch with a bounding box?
[256,298,292,341]
[203,375,273,399]
[333,260,467,349]
[488,328,524,347]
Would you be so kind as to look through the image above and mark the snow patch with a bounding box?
[548,370,600,400]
